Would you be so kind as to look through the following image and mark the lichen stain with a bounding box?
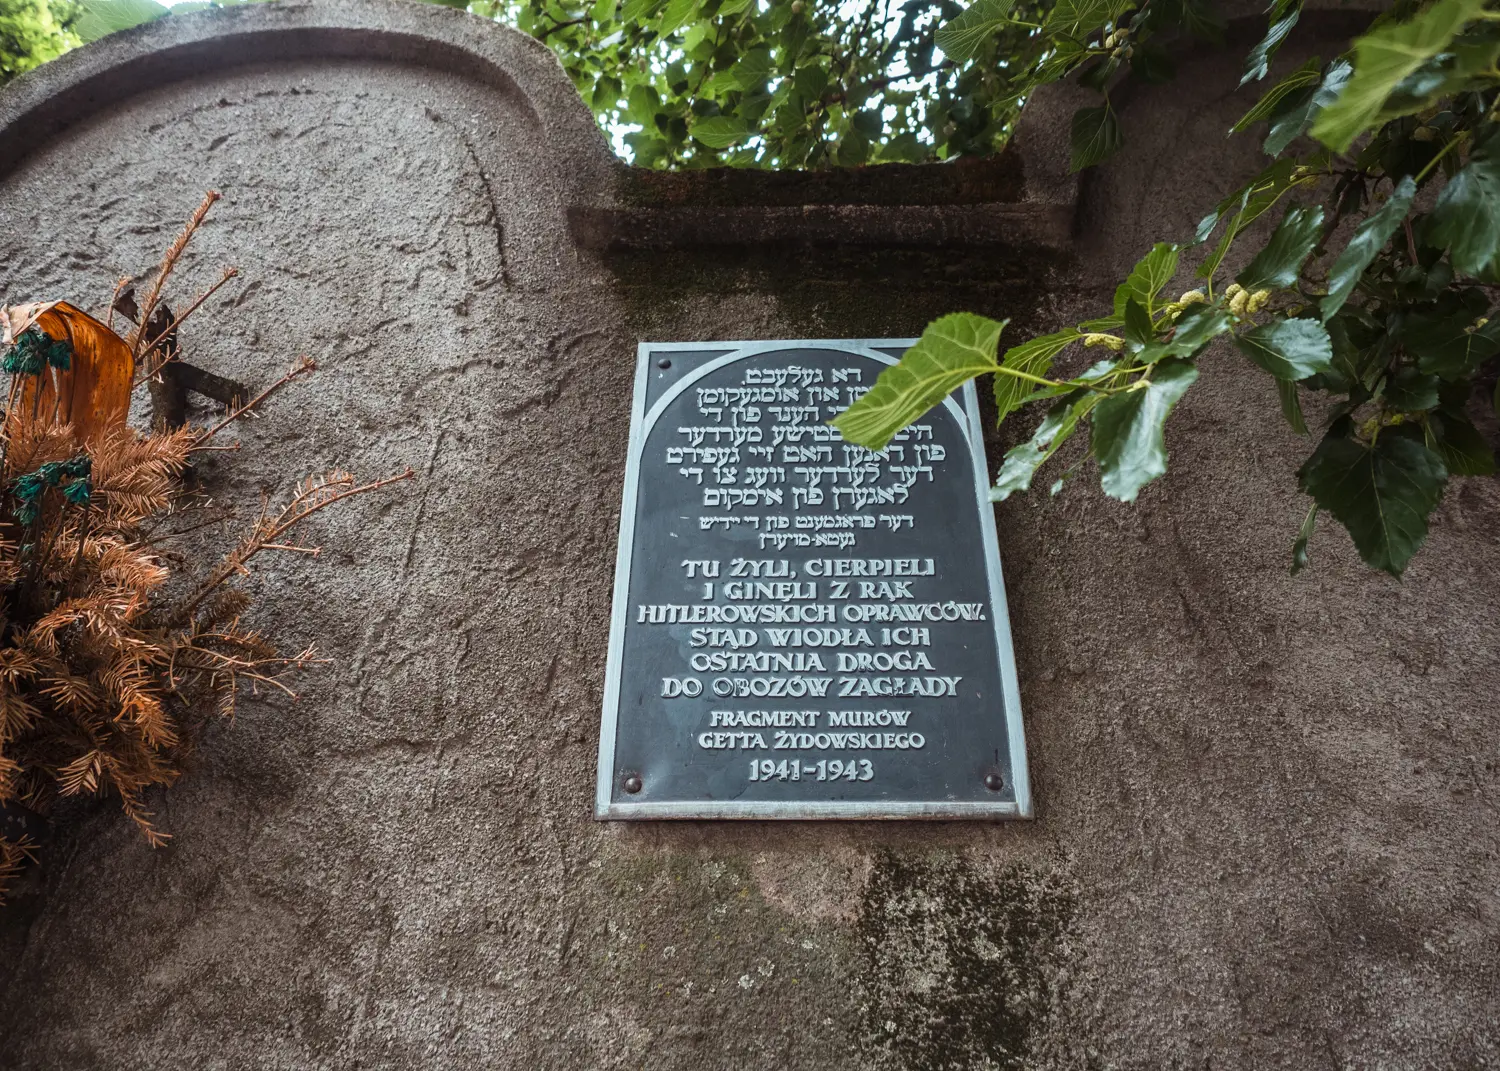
[854,851,1077,1071]
[749,846,874,923]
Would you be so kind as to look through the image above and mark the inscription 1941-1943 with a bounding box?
[595,340,1031,819]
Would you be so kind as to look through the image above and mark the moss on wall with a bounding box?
[855,852,1079,1071]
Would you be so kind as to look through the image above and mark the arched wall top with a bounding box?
[0,0,618,187]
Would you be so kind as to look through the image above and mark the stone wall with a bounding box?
[0,3,1495,1068]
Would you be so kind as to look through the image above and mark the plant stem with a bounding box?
[1415,133,1467,184]
[134,269,240,385]
[192,357,316,446]
[996,364,1122,395]
[995,366,1070,389]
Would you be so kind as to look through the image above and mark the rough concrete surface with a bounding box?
[0,3,1496,1069]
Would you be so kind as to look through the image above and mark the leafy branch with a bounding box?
[838,0,1500,577]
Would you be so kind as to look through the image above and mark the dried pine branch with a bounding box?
[135,267,239,385]
[128,191,221,361]
[0,195,412,903]
[166,467,413,626]
[193,356,317,446]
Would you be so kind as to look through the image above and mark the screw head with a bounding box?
[622,773,643,794]
[983,771,1004,792]
[657,358,672,370]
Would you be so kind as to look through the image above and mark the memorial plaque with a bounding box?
[595,340,1031,819]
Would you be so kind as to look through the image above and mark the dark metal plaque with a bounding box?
[596,341,1031,819]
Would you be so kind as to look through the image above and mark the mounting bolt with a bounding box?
[622,773,643,794]
[657,358,672,369]
[983,771,1004,792]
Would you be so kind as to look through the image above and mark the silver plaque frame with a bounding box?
[595,340,1032,820]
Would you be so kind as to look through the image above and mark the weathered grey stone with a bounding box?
[0,3,1496,1069]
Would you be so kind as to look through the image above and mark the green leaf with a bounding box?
[851,110,883,139]
[936,0,1016,63]
[1076,358,1120,382]
[1426,386,1497,475]
[1123,298,1154,348]
[1130,39,1176,83]
[626,83,659,125]
[710,49,773,92]
[833,313,1006,450]
[836,129,871,166]
[1277,377,1307,434]
[1429,415,1496,476]
[1092,358,1199,502]
[1403,307,1500,379]
[1194,207,1225,245]
[682,18,711,51]
[1077,55,1122,92]
[1265,59,1351,156]
[1310,0,1490,154]
[1236,203,1325,291]
[1173,0,1225,43]
[1045,0,1115,38]
[1322,311,1379,391]
[793,62,829,99]
[1235,318,1333,380]
[1425,127,1500,277]
[1028,36,1091,89]
[1241,3,1301,86]
[877,133,926,164]
[994,329,1081,422]
[1384,366,1441,412]
[1297,432,1448,576]
[1069,104,1123,173]
[1114,242,1179,317]
[1290,502,1317,574]
[991,392,1099,501]
[75,0,170,42]
[1165,304,1232,358]
[1321,175,1418,321]
[1197,158,1317,282]
[1231,56,1322,134]
[780,11,810,60]
[690,115,754,148]
[1382,26,1500,115]
[658,0,697,36]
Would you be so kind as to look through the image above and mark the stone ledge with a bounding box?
[612,154,1026,208]
[570,201,1072,252]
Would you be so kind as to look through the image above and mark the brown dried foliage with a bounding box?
[0,193,411,901]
